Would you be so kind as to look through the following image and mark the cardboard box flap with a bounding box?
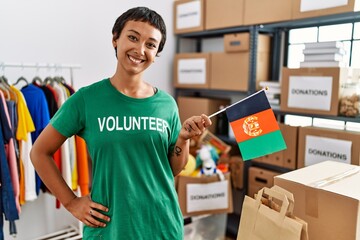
[275,161,360,200]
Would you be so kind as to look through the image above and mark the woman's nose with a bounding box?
[134,43,145,55]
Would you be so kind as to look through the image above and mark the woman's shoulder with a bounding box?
[156,89,177,103]
[78,78,109,94]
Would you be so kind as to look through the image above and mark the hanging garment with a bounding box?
[75,136,89,196]
[32,82,58,118]
[21,84,50,195]
[0,92,20,214]
[10,86,36,202]
[0,97,19,239]
[51,83,72,188]
[20,84,50,144]
[6,101,20,167]
[59,83,78,191]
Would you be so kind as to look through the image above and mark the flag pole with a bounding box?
[208,87,269,119]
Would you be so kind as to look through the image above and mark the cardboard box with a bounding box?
[212,34,271,91]
[224,32,250,53]
[210,52,250,91]
[228,155,245,189]
[280,67,349,116]
[174,53,210,89]
[177,96,230,133]
[174,0,205,34]
[292,0,360,20]
[210,52,270,91]
[247,167,280,198]
[244,0,293,25]
[177,173,233,216]
[274,161,360,240]
[252,123,299,170]
[205,0,244,30]
[297,126,360,168]
[223,33,271,53]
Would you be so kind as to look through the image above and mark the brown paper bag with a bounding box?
[237,187,307,240]
[269,186,309,240]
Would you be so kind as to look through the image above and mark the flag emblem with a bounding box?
[225,90,287,160]
[243,115,262,137]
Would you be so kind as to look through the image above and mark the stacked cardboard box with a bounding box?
[247,167,281,198]
[173,0,205,34]
[243,0,292,25]
[177,96,230,133]
[252,123,299,170]
[174,0,245,34]
[297,126,360,168]
[174,33,271,91]
[292,0,360,20]
[280,67,349,116]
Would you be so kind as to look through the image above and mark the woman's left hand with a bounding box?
[179,114,212,140]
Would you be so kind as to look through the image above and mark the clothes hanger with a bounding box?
[44,76,54,85]
[53,76,63,84]
[0,86,10,100]
[13,76,29,86]
[59,76,66,84]
[0,75,10,86]
[0,67,17,101]
[0,76,17,102]
[32,76,43,85]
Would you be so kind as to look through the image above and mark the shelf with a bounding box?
[274,109,360,123]
[262,11,360,30]
[176,11,360,38]
[176,26,252,38]
[175,88,249,96]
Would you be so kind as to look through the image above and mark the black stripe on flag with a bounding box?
[226,91,271,122]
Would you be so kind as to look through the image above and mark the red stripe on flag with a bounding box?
[229,108,280,143]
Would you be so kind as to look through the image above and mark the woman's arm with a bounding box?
[169,114,212,176]
[30,124,110,227]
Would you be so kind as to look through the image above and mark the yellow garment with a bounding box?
[10,86,35,141]
[11,86,36,204]
[61,84,70,97]
[71,137,78,191]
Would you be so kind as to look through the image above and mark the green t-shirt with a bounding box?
[51,79,183,239]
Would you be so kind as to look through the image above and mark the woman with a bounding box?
[30,6,211,239]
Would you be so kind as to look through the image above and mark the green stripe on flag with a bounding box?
[238,130,287,161]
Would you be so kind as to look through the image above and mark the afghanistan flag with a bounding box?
[225,90,286,160]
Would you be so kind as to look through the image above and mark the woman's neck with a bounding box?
[110,73,154,98]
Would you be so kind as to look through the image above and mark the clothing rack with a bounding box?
[32,225,82,240]
[1,61,83,239]
[0,62,81,86]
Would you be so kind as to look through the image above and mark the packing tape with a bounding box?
[308,167,360,189]
[305,166,359,218]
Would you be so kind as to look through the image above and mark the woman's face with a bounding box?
[113,20,162,76]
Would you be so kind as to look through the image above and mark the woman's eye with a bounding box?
[128,35,137,41]
[147,43,157,49]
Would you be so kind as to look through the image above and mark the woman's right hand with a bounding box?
[64,195,111,228]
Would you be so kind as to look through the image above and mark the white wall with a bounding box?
[0,0,175,92]
[0,1,175,239]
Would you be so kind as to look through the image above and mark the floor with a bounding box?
[183,213,239,240]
